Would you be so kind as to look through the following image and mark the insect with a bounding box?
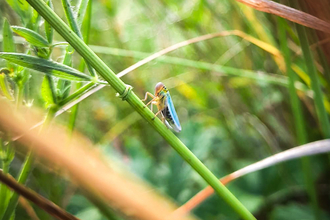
[142,82,182,132]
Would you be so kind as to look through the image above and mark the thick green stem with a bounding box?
[58,81,96,106]
[25,0,255,219]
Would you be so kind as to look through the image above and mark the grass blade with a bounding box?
[175,139,330,216]
[235,0,330,34]
[2,19,16,72]
[295,24,330,138]
[0,53,93,81]
[61,0,82,38]
[3,19,16,53]
[279,17,320,220]
[76,0,89,28]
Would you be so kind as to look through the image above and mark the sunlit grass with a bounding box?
[0,0,330,219]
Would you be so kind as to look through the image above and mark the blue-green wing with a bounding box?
[163,91,181,132]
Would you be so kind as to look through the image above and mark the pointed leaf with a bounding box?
[62,0,82,38]
[77,0,90,28]
[3,19,15,53]
[81,0,92,43]
[11,26,50,48]
[3,19,16,71]
[0,53,93,81]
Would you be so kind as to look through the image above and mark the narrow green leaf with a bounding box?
[61,0,82,38]
[11,26,50,48]
[62,0,97,77]
[41,76,56,106]
[3,19,15,53]
[45,0,54,43]
[76,0,89,28]
[0,53,92,81]
[296,24,330,138]
[81,0,92,43]
[279,17,321,220]
[57,49,72,101]
[59,82,95,106]
[29,8,41,30]
[61,0,96,77]
[0,69,14,101]
[2,19,16,72]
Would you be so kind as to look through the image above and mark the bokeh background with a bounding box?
[1,0,330,219]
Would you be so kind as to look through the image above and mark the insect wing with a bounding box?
[164,91,181,132]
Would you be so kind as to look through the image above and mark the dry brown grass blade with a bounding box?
[235,0,330,33]
[173,139,330,218]
[301,0,330,64]
[117,30,281,78]
[0,99,195,220]
[0,170,73,220]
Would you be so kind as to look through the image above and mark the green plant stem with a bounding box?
[61,0,96,77]
[279,17,320,220]
[90,45,290,87]
[25,0,255,219]
[15,85,24,110]
[295,24,330,138]
[58,81,96,106]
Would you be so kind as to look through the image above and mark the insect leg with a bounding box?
[154,110,162,117]
[142,93,156,109]
[142,92,154,102]
[152,109,163,120]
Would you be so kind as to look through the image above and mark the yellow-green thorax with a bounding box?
[154,82,168,111]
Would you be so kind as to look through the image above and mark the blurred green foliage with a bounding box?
[0,0,330,219]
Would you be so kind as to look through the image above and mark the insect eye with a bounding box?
[155,82,165,94]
